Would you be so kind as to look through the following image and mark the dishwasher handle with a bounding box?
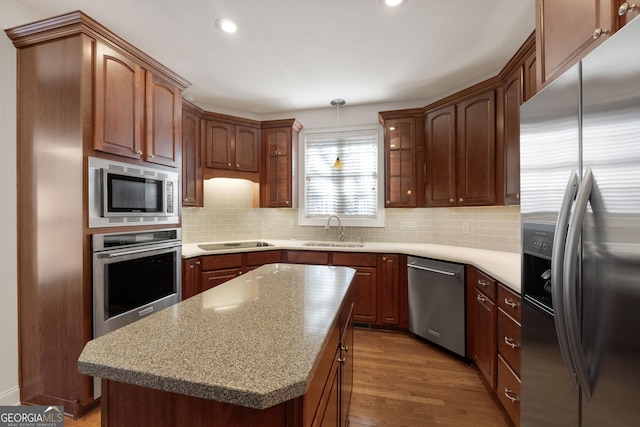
[407,262,457,276]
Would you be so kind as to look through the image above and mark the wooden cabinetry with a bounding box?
[261,119,303,208]
[377,254,401,325]
[467,266,498,388]
[378,110,424,208]
[202,112,261,181]
[182,101,203,207]
[184,251,283,296]
[466,266,522,426]
[332,253,378,325]
[182,257,202,299]
[536,0,615,88]
[6,11,189,417]
[425,89,498,207]
[496,284,522,427]
[94,41,183,167]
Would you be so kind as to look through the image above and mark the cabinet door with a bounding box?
[145,72,182,167]
[340,316,353,427]
[94,42,144,159]
[523,51,537,102]
[473,288,497,389]
[456,91,496,206]
[425,105,456,206]
[205,121,234,170]
[618,0,640,27]
[385,118,417,207]
[504,68,523,205]
[377,254,400,325]
[182,258,202,299]
[181,106,203,207]
[351,267,378,324]
[536,0,614,87]
[234,126,259,172]
[263,128,293,207]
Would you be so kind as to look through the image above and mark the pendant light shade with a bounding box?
[331,98,346,170]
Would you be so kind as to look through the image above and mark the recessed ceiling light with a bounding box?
[215,18,238,34]
[381,0,407,7]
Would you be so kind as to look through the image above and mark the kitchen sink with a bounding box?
[302,241,365,248]
[197,241,273,251]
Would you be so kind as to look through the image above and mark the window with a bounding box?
[299,126,384,227]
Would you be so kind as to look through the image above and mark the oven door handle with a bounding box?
[96,242,181,258]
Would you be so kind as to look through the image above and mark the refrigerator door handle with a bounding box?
[563,167,594,400]
[552,169,580,388]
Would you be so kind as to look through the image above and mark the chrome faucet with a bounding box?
[325,215,344,242]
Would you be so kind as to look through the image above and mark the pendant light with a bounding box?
[331,98,345,170]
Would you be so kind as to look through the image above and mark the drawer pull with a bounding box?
[504,388,520,403]
[341,345,349,353]
[504,297,518,308]
[476,294,487,303]
[478,279,488,287]
[338,357,347,364]
[504,337,520,349]
[619,2,637,15]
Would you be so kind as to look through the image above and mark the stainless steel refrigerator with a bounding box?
[520,17,640,427]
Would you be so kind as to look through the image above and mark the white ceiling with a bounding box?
[11,0,535,115]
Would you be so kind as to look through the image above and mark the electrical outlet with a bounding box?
[462,222,470,234]
[400,220,418,231]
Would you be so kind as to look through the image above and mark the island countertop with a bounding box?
[78,263,356,410]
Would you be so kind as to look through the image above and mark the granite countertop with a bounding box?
[78,264,356,409]
[183,240,522,293]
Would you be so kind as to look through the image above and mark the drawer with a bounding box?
[468,267,496,301]
[201,254,243,271]
[201,268,243,290]
[246,250,282,266]
[332,252,377,267]
[497,354,521,427]
[498,284,521,322]
[497,308,521,376]
[286,250,329,265]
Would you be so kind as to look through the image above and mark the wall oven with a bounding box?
[92,228,182,338]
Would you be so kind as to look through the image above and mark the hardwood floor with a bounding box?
[64,328,512,427]
[349,328,513,427]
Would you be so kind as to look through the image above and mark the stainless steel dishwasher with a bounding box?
[407,256,465,357]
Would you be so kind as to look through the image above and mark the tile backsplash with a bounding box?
[182,178,522,253]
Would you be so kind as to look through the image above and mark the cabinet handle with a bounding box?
[504,337,520,349]
[592,27,609,39]
[516,193,520,199]
[236,164,240,168]
[285,201,290,205]
[504,388,519,403]
[449,198,454,203]
[477,279,488,287]
[135,150,143,155]
[476,294,487,303]
[504,297,518,308]
[341,345,349,352]
[387,200,391,204]
[619,2,637,15]
[196,261,201,265]
[189,264,194,269]
[238,271,242,275]
[338,357,347,364]
[228,163,232,167]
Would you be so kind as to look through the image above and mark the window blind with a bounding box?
[305,130,378,218]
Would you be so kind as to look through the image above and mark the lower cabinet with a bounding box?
[182,251,283,297]
[467,265,522,426]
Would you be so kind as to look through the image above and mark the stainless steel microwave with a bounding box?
[88,157,180,228]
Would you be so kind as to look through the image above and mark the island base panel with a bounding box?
[102,380,293,427]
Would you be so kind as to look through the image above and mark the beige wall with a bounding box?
[182,178,522,253]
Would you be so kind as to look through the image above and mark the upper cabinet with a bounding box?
[202,113,261,181]
[182,101,203,207]
[536,0,615,88]
[260,119,302,208]
[500,33,536,206]
[425,88,498,207]
[93,41,185,167]
[379,110,425,208]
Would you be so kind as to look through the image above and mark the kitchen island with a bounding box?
[78,263,356,426]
